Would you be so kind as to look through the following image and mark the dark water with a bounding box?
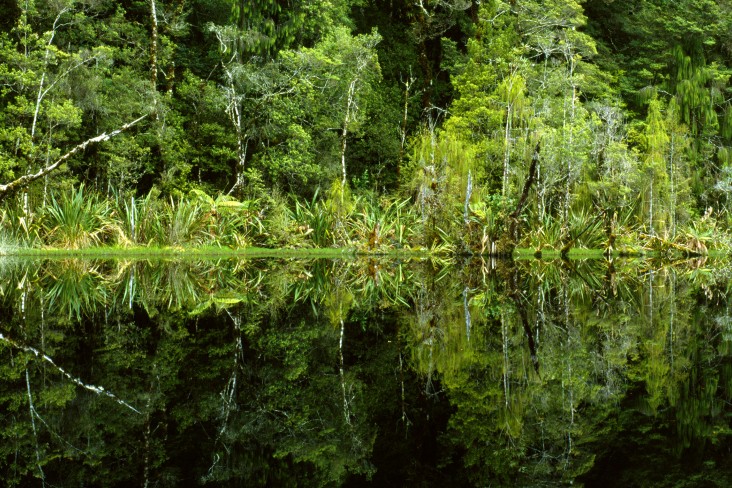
[1,256,732,487]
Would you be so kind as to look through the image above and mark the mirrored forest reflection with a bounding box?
[1,256,732,487]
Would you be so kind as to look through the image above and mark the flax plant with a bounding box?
[568,208,606,249]
[43,259,109,320]
[110,190,161,246]
[260,192,305,248]
[524,213,564,252]
[189,189,263,247]
[349,195,417,252]
[0,200,42,249]
[43,185,113,249]
[290,189,333,248]
[158,197,209,247]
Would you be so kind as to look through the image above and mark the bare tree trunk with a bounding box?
[508,142,540,242]
[463,170,473,225]
[164,0,187,94]
[150,0,159,89]
[503,104,512,197]
[398,74,413,179]
[341,79,358,186]
[30,7,71,141]
[649,177,654,235]
[563,53,577,228]
[669,133,676,238]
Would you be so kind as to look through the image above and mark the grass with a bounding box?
[4,245,359,259]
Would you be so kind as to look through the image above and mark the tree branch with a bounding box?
[1,332,143,415]
[0,114,148,202]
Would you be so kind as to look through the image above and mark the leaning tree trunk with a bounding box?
[0,115,148,203]
[506,142,540,249]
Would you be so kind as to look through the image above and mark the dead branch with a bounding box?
[0,114,148,202]
[1,332,142,415]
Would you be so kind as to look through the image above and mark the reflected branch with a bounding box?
[2,333,142,415]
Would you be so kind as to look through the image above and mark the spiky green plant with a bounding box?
[349,195,418,252]
[524,213,564,252]
[569,207,606,249]
[467,194,511,254]
[162,196,209,246]
[189,189,263,247]
[0,199,43,249]
[324,180,355,246]
[109,190,162,246]
[677,208,719,254]
[260,190,302,248]
[290,189,333,248]
[44,259,109,319]
[43,185,112,249]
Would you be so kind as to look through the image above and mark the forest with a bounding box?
[1,0,732,255]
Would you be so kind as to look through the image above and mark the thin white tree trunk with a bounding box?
[150,0,159,88]
[31,8,69,141]
[649,177,654,235]
[399,75,413,172]
[341,79,358,186]
[669,133,676,237]
[503,105,511,197]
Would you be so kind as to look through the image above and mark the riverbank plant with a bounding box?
[1,183,732,257]
[0,198,42,249]
[43,185,113,249]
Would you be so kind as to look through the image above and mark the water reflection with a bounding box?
[1,256,731,486]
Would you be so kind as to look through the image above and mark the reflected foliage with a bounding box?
[1,256,732,485]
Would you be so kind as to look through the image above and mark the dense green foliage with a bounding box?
[1,257,732,485]
[1,0,731,252]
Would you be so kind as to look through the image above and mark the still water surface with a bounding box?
[1,256,731,486]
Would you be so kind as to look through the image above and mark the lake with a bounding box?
[1,256,731,486]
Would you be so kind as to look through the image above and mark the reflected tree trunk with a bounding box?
[501,309,510,408]
[25,369,46,487]
[463,286,472,342]
[563,282,575,466]
[340,318,352,425]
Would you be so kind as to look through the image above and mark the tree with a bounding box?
[309,27,382,185]
[445,0,598,243]
[0,0,149,203]
[643,97,670,236]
